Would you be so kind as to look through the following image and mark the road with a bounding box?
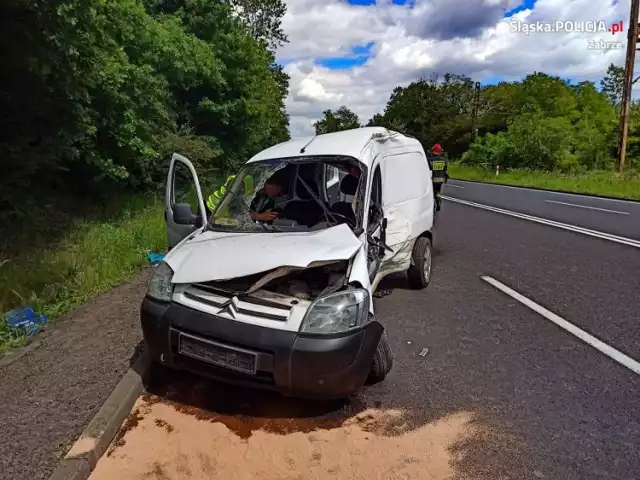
[444,179,640,242]
[90,183,640,480]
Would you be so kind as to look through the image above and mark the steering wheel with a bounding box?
[328,212,356,228]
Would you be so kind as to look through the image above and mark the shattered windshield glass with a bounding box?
[208,157,364,233]
[209,160,287,232]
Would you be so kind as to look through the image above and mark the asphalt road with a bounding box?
[103,187,640,480]
[444,179,640,241]
[369,199,640,479]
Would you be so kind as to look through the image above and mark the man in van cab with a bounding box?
[249,175,282,222]
[428,143,448,211]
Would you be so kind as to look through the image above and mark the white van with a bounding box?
[141,127,435,399]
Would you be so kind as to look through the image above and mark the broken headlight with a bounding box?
[147,262,174,302]
[299,289,369,334]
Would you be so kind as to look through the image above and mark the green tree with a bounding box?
[314,107,361,134]
[506,113,575,170]
[624,101,640,168]
[477,82,523,134]
[370,75,475,156]
[0,0,290,222]
[573,81,616,169]
[519,73,578,119]
[230,0,288,50]
[600,63,624,107]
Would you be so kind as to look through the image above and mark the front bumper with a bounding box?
[141,297,384,400]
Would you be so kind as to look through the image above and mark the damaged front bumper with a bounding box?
[141,296,384,400]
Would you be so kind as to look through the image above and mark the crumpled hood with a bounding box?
[165,224,363,284]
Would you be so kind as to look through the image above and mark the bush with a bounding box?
[461,132,513,169]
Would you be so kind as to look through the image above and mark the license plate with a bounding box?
[178,333,257,375]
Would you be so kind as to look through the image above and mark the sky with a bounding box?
[275,0,630,137]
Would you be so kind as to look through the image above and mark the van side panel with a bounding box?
[378,147,434,275]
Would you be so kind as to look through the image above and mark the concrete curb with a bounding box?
[450,178,640,204]
[48,350,151,480]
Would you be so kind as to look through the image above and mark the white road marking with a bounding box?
[446,184,465,189]
[481,276,640,376]
[452,179,640,205]
[442,196,640,249]
[545,200,630,215]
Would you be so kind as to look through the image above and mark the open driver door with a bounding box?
[164,153,207,250]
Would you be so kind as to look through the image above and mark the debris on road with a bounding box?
[3,306,48,337]
[91,394,476,480]
[419,348,429,357]
[373,289,393,298]
[146,252,165,264]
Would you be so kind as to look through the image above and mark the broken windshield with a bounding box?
[208,158,364,233]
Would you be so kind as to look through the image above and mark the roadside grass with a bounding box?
[449,163,640,200]
[0,194,167,354]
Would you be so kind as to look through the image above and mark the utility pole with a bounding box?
[617,0,640,172]
[471,81,481,140]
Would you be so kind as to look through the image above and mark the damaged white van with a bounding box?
[141,127,435,399]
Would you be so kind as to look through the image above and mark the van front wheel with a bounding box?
[407,236,433,290]
[366,331,393,385]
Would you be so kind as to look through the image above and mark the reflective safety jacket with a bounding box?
[427,154,448,184]
[206,174,254,213]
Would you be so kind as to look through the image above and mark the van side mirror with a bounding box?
[173,203,197,225]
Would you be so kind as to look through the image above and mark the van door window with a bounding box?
[368,166,383,233]
[367,166,384,280]
[165,153,207,249]
[172,161,199,215]
[325,165,341,204]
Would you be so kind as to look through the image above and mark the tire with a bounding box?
[407,236,433,290]
[366,331,394,385]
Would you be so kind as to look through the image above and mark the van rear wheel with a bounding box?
[366,331,393,385]
[407,236,433,290]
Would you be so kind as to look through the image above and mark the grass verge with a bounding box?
[448,164,640,200]
[0,194,167,354]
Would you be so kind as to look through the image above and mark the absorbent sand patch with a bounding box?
[91,396,475,480]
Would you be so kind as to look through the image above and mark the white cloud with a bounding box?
[279,0,629,136]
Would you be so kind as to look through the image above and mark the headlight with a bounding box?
[147,262,174,302]
[300,289,370,335]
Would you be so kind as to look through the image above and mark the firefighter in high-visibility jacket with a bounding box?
[206,174,254,217]
[428,144,448,211]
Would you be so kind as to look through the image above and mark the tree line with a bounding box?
[315,65,636,173]
[1,0,289,222]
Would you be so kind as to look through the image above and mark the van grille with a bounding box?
[184,283,292,322]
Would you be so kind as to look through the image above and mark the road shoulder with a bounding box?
[0,269,151,480]
[49,352,151,480]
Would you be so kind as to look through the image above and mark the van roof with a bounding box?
[247,127,422,169]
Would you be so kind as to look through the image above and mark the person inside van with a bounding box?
[249,175,282,222]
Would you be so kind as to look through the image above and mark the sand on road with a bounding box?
[91,394,477,480]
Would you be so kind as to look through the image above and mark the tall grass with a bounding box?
[0,195,167,353]
[449,164,640,200]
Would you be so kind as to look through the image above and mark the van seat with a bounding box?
[330,174,358,225]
